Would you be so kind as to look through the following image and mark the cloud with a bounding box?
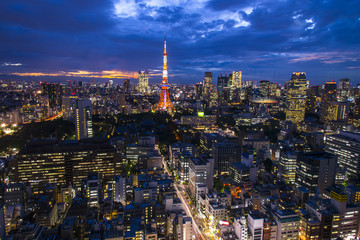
[2,62,22,67]
[0,0,359,84]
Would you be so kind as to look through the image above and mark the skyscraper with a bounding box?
[217,74,230,103]
[138,70,149,94]
[320,81,337,123]
[286,72,308,125]
[203,72,213,99]
[123,79,130,94]
[63,96,93,140]
[155,36,174,113]
[259,80,270,98]
[229,71,242,100]
[76,99,93,140]
[338,78,350,102]
[41,82,64,109]
[295,152,337,195]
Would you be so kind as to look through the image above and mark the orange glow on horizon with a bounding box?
[11,70,139,79]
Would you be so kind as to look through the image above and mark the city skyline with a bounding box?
[0,0,360,85]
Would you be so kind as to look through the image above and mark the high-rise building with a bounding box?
[195,82,203,100]
[212,142,241,174]
[259,80,270,98]
[123,79,130,94]
[138,70,149,94]
[188,157,214,198]
[229,71,242,100]
[62,96,79,121]
[295,152,337,195]
[320,81,337,123]
[279,151,297,184]
[85,173,100,208]
[203,72,213,99]
[323,101,349,126]
[325,131,360,179]
[75,99,93,140]
[305,86,321,113]
[113,176,126,205]
[286,72,308,125]
[155,36,174,113]
[41,83,64,109]
[338,78,350,102]
[217,74,230,103]
[62,96,93,140]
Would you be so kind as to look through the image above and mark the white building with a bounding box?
[234,216,248,240]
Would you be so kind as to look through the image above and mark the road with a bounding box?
[162,156,206,240]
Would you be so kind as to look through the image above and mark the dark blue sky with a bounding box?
[0,0,359,85]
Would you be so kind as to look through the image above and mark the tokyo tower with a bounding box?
[155,36,174,113]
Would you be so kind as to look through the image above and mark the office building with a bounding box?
[325,131,360,179]
[85,173,100,208]
[323,101,349,127]
[62,97,93,140]
[9,138,123,192]
[286,72,308,125]
[295,152,337,194]
[305,86,321,113]
[41,82,64,109]
[75,99,93,140]
[203,72,213,99]
[338,78,350,102]
[320,81,337,123]
[113,176,126,205]
[212,142,242,174]
[247,211,265,240]
[259,80,270,98]
[273,210,299,240]
[279,151,297,184]
[123,79,130,94]
[217,74,230,103]
[62,96,79,121]
[229,71,242,100]
[189,157,214,198]
[180,114,217,130]
[138,70,149,94]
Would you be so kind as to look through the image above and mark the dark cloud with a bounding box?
[0,0,359,84]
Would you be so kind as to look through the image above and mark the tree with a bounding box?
[263,158,273,173]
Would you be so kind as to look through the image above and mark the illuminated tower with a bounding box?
[286,72,308,125]
[155,37,174,112]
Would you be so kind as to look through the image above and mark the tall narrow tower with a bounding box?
[155,36,174,113]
